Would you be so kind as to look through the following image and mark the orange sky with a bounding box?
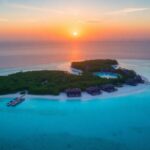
[0,1,150,41]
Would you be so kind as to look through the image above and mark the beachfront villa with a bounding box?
[101,84,117,93]
[65,88,82,97]
[86,86,101,96]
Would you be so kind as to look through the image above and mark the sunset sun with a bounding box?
[72,31,79,37]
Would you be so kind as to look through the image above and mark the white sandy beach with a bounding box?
[0,83,149,102]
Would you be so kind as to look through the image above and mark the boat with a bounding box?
[7,96,25,107]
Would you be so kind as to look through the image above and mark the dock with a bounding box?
[7,95,25,107]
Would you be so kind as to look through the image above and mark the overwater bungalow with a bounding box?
[101,84,117,92]
[65,88,82,97]
[86,86,101,96]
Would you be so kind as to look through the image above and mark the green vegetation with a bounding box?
[0,59,140,95]
[71,59,118,72]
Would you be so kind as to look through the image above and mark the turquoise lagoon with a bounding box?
[0,59,150,150]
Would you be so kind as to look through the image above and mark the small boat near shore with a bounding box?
[7,95,25,107]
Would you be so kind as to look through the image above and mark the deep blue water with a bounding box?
[0,87,150,150]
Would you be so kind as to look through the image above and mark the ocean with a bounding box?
[0,41,150,150]
[0,41,150,68]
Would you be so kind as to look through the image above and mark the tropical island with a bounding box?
[0,59,145,98]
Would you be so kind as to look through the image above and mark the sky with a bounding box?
[0,0,150,41]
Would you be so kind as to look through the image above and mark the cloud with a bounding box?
[122,8,149,13]
[106,7,149,15]
[8,3,64,15]
[78,7,149,25]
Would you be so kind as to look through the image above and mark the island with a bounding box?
[0,59,144,97]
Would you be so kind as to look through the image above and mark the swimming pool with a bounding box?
[94,72,120,79]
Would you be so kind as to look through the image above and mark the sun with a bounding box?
[72,31,79,37]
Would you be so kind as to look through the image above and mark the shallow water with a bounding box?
[0,41,150,150]
[0,87,150,150]
[0,59,150,150]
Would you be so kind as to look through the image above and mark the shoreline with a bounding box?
[0,83,149,101]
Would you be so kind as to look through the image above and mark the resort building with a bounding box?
[65,88,82,97]
[86,86,101,96]
[101,84,117,93]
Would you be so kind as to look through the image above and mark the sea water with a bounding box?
[0,41,150,68]
[0,87,150,150]
[0,60,150,150]
[0,42,150,150]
